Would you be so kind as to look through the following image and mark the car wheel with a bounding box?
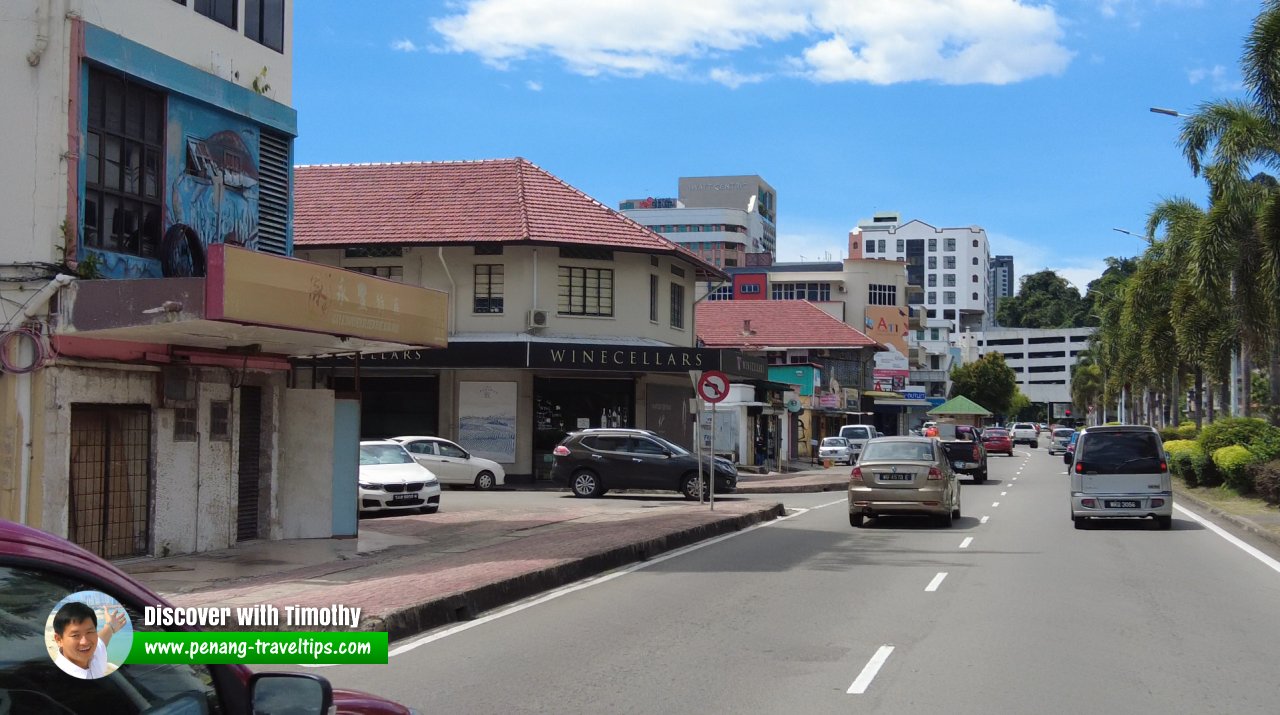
[849,512,864,528]
[681,474,709,500]
[1073,516,1088,529]
[974,472,987,484]
[474,471,496,490]
[1155,515,1172,530]
[952,492,961,520]
[936,510,954,528]
[571,470,603,498]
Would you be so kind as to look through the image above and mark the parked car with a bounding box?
[0,518,415,715]
[849,437,961,528]
[1047,427,1076,455]
[390,435,506,490]
[982,427,1015,456]
[551,428,736,499]
[359,440,442,514]
[1010,422,1039,447]
[838,424,876,458]
[818,436,855,465]
[936,423,989,483]
[1067,425,1173,529]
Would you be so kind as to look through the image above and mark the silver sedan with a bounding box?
[849,437,961,528]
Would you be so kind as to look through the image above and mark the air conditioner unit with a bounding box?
[527,309,549,330]
[161,367,196,406]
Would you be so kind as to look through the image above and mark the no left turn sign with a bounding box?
[697,370,730,404]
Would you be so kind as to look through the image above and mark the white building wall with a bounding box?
[958,327,1095,404]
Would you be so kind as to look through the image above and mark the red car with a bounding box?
[0,518,414,715]
[982,428,1015,456]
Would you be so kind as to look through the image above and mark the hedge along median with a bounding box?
[1212,445,1260,494]
[1164,440,1201,486]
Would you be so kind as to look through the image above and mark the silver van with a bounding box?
[1067,426,1172,529]
[839,425,876,458]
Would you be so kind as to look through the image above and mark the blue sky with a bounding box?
[294,1,1262,294]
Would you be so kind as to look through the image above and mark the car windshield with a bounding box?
[822,438,848,447]
[1077,432,1163,473]
[861,441,934,462]
[650,435,691,456]
[360,444,415,465]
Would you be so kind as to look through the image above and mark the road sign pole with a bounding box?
[710,400,716,510]
[696,403,704,505]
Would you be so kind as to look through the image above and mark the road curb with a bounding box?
[361,502,787,642]
[1173,485,1280,549]
[735,482,847,494]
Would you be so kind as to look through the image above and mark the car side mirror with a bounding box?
[662,449,673,457]
[251,673,333,715]
[1063,452,1071,465]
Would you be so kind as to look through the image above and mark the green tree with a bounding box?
[995,270,1088,328]
[949,352,1018,417]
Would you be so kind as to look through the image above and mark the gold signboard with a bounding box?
[207,245,448,347]
[864,305,910,354]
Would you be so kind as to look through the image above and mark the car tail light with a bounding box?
[1081,498,1097,508]
[851,466,864,483]
[972,444,981,461]
[552,445,570,457]
[1074,461,1085,474]
[927,467,942,480]
[1151,498,1165,508]
[1160,461,1168,473]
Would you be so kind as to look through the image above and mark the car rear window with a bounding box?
[1054,429,1075,438]
[840,426,871,440]
[581,435,629,451]
[985,429,1008,437]
[822,437,848,447]
[861,442,935,462]
[1076,431,1163,473]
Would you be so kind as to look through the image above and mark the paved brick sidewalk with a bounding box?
[129,499,783,641]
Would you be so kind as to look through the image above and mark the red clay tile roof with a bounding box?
[293,158,723,277]
[696,301,881,349]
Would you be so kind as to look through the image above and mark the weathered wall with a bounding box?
[277,388,335,539]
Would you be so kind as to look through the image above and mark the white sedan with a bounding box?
[390,436,507,490]
[819,436,855,465]
[359,440,441,514]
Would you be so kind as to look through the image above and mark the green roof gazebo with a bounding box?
[927,395,993,427]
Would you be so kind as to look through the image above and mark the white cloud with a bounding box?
[526,80,543,91]
[391,38,421,52]
[1188,64,1243,93]
[431,0,1073,85]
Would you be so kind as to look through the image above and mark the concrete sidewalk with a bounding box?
[125,497,785,642]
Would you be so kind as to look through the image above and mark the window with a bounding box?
[868,284,896,305]
[650,256,659,267]
[438,442,468,458]
[865,240,876,254]
[245,0,284,52]
[475,244,504,256]
[972,274,979,282]
[209,401,230,440]
[878,240,886,253]
[629,438,668,455]
[649,275,659,321]
[927,291,936,305]
[84,70,164,259]
[972,257,979,265]
[1028,351,1067,359]
[194,0,236,28]
[558,266,614,316]
[927,274,937,287]
[944,238,956,251]
[927,256,937,270]
[474,265,504,314]
[582,435,628,451]
[740,283,761,294]
[559,247,613,261]
[771,282,831,301]
[174,407,197,441]
[973,239,980,248]
[670,283,686,328]
[944,256,956,270]
[351,266,403,281]
[671,265,685,278]
[972,292,980,301]
[930,328,941,341]
[944,274,956,287]
[896,239,904,252]
[944,291,956,304]
[789,354,809,364]
[708,285,733,301]
[405,441,436,455]
[927,238,937,252]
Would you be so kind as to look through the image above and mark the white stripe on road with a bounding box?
[980,516,990,524]
[1174,504,1280,575]
[925,572,948,592]
[1001,491,1007,496]
[848,645,895,694]
[959,537,973,549]
[380,503,822,658]
[813,498,848,509]
[992,502,1000,507]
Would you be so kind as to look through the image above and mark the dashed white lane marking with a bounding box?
[1013,477,1018,481]
[959,537,973,549]
[379,503,822,659]
[1173,504,1280,575]
[925,572,948,591]
[1001,491,1008,496]
[980,516,990,524]
[848,645,896,694]
[992,502,1000,507]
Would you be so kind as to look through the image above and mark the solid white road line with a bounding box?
[379,504,821,658]
[813,498,848,509]
[980,516,990,524]
[959,537,973,549]
[848,645,896,694]
[992,502,1000,507]
[925,572,948,591]
[1174,504,1280,575]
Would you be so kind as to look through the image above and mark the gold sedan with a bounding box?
[849,437,961,528]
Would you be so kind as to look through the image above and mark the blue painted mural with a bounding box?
[84,95,260,279]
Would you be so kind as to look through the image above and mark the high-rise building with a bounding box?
[848,213,992,333]
[620,175,777,267]
[990,255,1015,314]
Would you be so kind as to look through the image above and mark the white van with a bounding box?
[1068,425,1172,530]
[839,424,876,458]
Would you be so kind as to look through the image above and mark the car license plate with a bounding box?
[392,493,419,502]
[877,473,911,481]
[1105,500,1140,509]
[953,461,966,469]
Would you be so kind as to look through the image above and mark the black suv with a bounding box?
[551,429,738,499]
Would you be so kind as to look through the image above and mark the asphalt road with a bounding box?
[316,447,1280,714]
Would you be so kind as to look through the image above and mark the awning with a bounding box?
[863,390,901,399]
[54,245,449,357]
[875,398,934,407]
